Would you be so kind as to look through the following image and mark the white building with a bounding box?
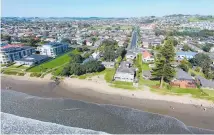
[114,61,135,82]
[37,42,68,57]
[0,45,35,64]
[91,52,100,60]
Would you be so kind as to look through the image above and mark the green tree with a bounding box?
[83,60,105,73]
[183,44,190,51]
[189,53,212,79]
[61,38,71,44]
[152,40,176,88]
[179,58,191,72]
[103,47,116,62]
[61,66,71,76]
[70,63,84,76]
[202,44,214,52]
[116,47,126,58]
[28,38,40,47]
[70,54,83,63]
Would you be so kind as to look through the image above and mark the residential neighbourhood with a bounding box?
[2,0,214,134]
[1,15,214,101]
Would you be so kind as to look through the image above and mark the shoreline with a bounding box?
[2,74,214,108]
[1,74,214,130]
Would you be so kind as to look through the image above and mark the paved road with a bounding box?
[129,30,137,50]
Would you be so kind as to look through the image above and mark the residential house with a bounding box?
[101,61,115,68]
[86,40,93,46]
[14,54,49,67]
[176,51,197,61]
[0,45,35,64]
[142,50,154,63]
[37,42,68,57]
[114,61,135,82]
[196,76,214,90]
[126,51,137,60]
[94,40,102,47]
[118,41,125,47]
[170,69,196,88]
[91,52,100,60]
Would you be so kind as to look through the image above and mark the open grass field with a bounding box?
[28,51,72,73]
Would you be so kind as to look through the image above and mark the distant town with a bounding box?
[1,14,214,100]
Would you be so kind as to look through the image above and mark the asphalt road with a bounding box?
[130,30,137,50]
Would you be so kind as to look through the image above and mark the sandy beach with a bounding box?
[1,74,214,130]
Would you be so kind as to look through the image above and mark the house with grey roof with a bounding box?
[142,70,152,80]
[196,76,214,90]
[125,51,137,60]
[170,69,196,88]
[114,61,135,82]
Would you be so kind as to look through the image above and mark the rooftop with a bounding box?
[176,68,193,80]
[15,54,49,63]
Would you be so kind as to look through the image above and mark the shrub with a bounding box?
[191,72,196,77]
[17,72,25,76]
[166,84,172,90]
[30,72,41,77]
[79,75,87,79]
[3,70,18,75]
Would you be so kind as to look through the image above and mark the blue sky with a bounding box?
[2,0,214,17]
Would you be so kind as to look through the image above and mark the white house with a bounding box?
[86,40,93,46]
[91,52,100,60]
[142,50,154,63]
[37,42,68,58]
[114,61,135,82]
[118,41,125,47]
[125,51,137,60]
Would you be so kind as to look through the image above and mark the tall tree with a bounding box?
[152,39,176,88]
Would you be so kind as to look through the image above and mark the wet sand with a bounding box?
[1,76,214,130]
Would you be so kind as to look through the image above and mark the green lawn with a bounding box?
[111,81,136,90]
[142,63,150,70]
[78,69,107,79]
[139,78,160,86]
[71,49,81,55]
[104,68,116,83]
[28,52,71,73]
[150,86,214,101]
[203,89,214,97]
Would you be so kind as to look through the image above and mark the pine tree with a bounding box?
[152,39,176,88]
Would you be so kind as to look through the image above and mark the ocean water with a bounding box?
[1,90,214,134]
[1,112,108,134]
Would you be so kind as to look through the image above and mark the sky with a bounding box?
[2,0,214,17]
